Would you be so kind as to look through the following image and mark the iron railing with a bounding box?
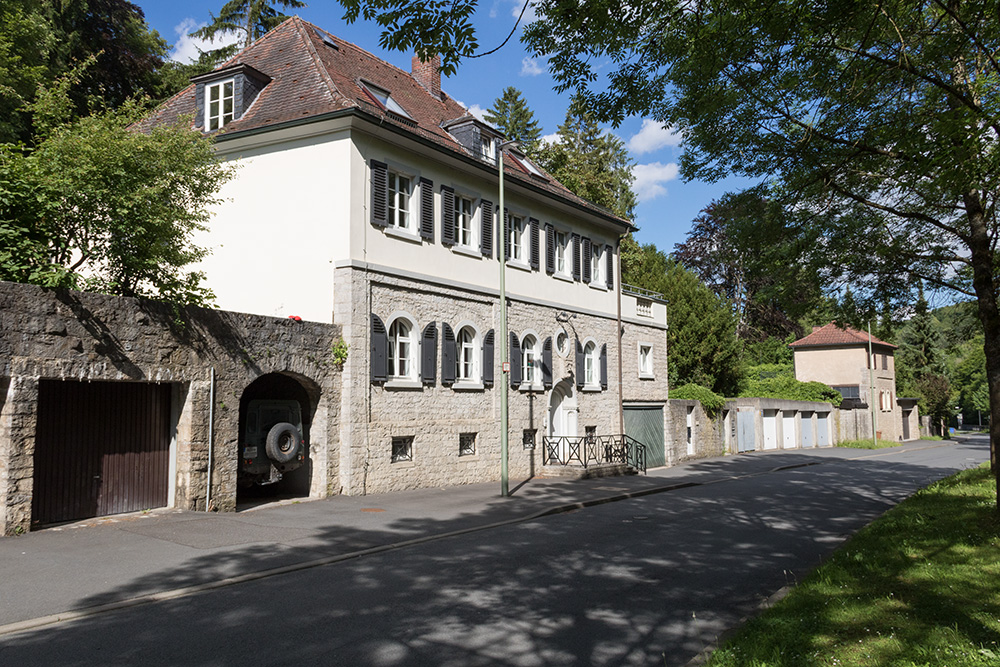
[542,434,647,474]
[621,284,665,301]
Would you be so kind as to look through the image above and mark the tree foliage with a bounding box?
[192,0,306,62]
[0,74,234,305]
[670,383,725,417]
[739,364,843,405]
[484,86,541,155]
[534,97,636,220]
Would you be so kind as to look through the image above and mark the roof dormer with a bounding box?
[191,63,271,132]
[441,117,504,165]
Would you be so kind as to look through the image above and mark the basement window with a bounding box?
[391,436,413,462]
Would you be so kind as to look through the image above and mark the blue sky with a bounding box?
[138,0,752,253]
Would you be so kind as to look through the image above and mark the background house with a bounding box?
[790,323,919,442]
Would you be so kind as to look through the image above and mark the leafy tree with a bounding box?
[917,373,956,437]
[0,0,53,144]
[191,0,306,62]
[484,86,541,155]
[46,0,169,117]
[0,73,234,305]
[535,97,636,219]
[663,260,741,395]
[621,233,669,296]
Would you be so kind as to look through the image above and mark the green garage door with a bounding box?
[625,406,665,468]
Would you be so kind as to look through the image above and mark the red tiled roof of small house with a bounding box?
[788,322,898,349]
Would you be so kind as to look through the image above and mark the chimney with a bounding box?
[411,54,441,99]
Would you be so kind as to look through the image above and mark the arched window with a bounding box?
[388,318,414,379]
[584,341,597,386]
[457,326,478,382]
[522,334,540,386]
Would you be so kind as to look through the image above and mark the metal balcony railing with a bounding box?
[541,434,647,474]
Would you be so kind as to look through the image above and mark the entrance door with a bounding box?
[33,380,171,526]
[763,410,778,450]
[782,412,796,449]
[902,410,911,440]
[624,406,665,468]
[548,381,577,462]
[737,410,755,452]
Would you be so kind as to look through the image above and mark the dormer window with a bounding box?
[480,136,495,162]
[361,81,412,119]
[191,63,271,134]
[206,79,235,131]
[441,116,503,165]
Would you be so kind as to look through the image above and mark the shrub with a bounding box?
[671,383,726,417]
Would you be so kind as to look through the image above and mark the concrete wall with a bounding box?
[0,281,341,535]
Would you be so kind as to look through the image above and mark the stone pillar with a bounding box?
[1,376,39,535]
[335,266,370,496]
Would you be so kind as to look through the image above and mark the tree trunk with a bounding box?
[964,191,1000,511]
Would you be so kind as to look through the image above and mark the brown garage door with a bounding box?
[33,380,172,526]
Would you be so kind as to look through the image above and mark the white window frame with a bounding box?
[205,78,235,131]
[584,340,598,387]
[387,317,416,381]
[638,343,654,378]
[454,194,476,248]
[555,230,570,276]
[456,325,479,383]
[387,170,412,231]
[590,242,605,287]
[521,333,542,387]
[508,214,527,264]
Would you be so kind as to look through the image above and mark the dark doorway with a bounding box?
[33,380,172,527]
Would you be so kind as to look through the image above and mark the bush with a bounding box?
[671,383,726,417]
[739,363,843,405]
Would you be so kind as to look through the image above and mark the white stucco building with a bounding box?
[143,17,670,496]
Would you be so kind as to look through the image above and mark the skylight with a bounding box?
[361,81,412,119]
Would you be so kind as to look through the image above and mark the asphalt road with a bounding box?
[0,438,988,666]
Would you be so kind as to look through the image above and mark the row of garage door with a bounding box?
[735,409,831,453]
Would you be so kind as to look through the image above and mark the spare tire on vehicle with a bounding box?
[265,422,302,463]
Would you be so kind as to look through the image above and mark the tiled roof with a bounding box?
[140,17,631,229]
[789,322,898,349]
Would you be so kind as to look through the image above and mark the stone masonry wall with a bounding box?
[337,267,666,495]
[0,281,341,535]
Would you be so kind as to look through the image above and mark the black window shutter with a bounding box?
[441,185,455,246]
[419,177,434,241]
[545,224,555,274]
[503,208,510,261]
[370,314,387,383]
[606,244,614,289]
[542,336,553,389]
[575,338,585,389]
[600,343,608,390]
[509,332,522,387]
[529,217,540,270]
[582,237,592,283]
[480,199,493,257]
[572,233,581,281]
[483,329,495,386]
[371,160,388,227]
[421,322,437,385]
[441,322,456,386]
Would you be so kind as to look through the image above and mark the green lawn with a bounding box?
[707,465,1000,666]
[837,438,901,449]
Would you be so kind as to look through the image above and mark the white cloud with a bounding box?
[627,119,681,155]
[169,18,242,64]
[540,132,560,146]
[467,104,489,121]
[632,161,680,202]
[520,57,544,76]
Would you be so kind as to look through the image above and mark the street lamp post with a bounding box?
[498,140,517,498]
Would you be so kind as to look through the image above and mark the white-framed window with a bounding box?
[480,135,495,162]
[555,230,569,275]
[522,334,541,386]
[362,81,412,118]
[591,243,604,285]
[388,170,412,230]
[388,318,415,380]
[454,194,475,247]
[509,214,527,263]
[205,79,235,131]
[457,326,478,382]
[556,329,570,357]
[584,341,598,386]
[638,344,654,377]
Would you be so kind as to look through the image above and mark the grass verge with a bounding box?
[838,438,899,449]
[707,465,1000,666]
